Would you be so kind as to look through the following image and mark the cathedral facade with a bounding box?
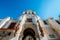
[0,10,60,40]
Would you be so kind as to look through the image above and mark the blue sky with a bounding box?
[0,0,60,20]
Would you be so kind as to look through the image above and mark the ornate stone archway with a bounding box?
[22,28,36,40]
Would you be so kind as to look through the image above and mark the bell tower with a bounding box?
[18,10,42,40]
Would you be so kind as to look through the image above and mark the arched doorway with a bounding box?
[22,28,36,40]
